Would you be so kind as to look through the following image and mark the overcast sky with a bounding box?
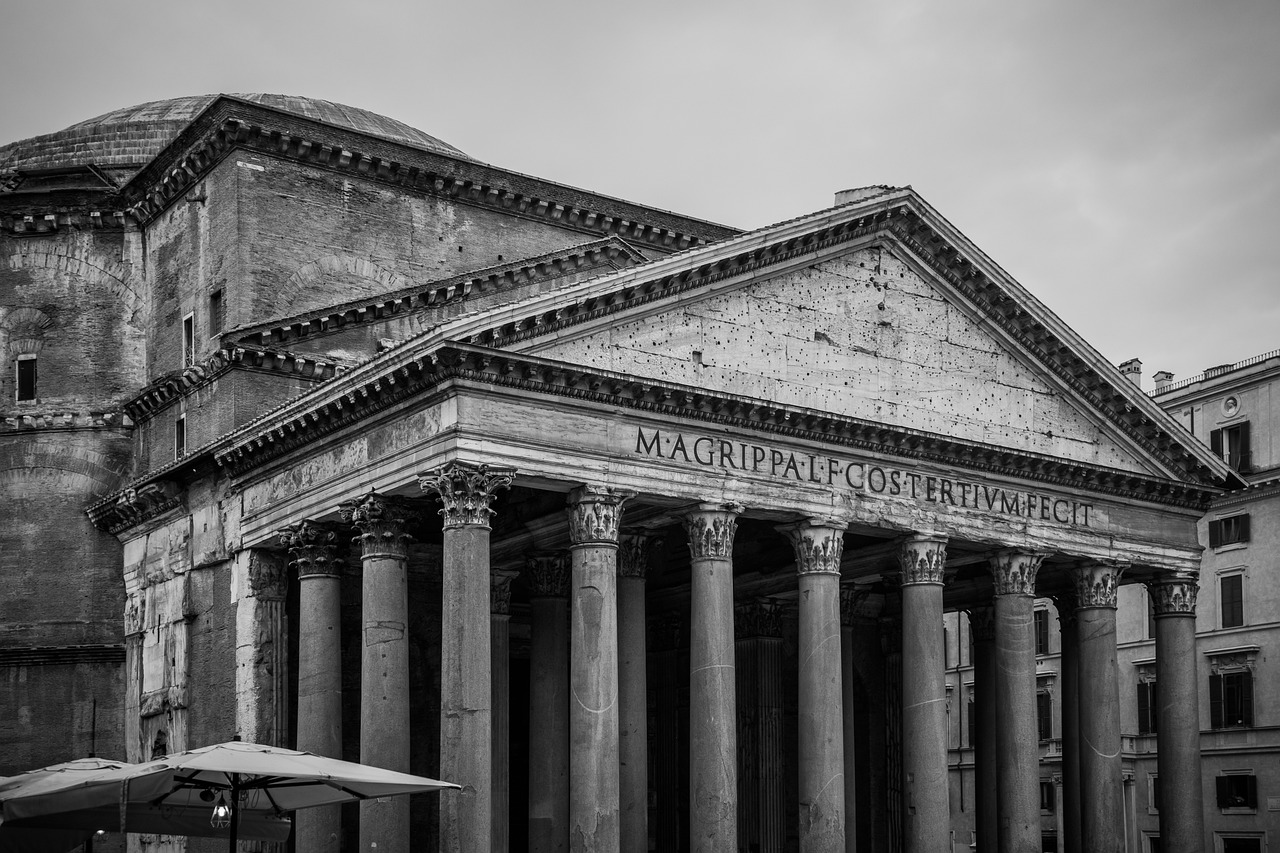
[2,0,1276,387]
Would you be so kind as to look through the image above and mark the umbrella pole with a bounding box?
[229,774,240,853]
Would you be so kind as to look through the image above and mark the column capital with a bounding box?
[491,568,520,615]
[681,502,743,560]
[898,534,948,585]
[840,587,878,626]
[1070,561,1126,609]
[566,484,636,546]
[525,551,571,598]
[418,461,515,529]
[778,519,846,576]
[1048,588,1078,628]
[618,532,662,579]
[735,599,786,640]
[339,492,417,559]
[967,604,996,642]
[278,520,344,578]
[1147,575,1199,617]
[989,550,1047,596]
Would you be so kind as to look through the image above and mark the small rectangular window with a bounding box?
[1150,774,1161,814]
[1039,780,1056,813]
[1221,575,1244,628]
[1037,692,1052,741]
[1210,671,1254,729]
[209,290,224,335]
[1034,608,1049,656]
[1137,682,1158,734]
[175,415,186,460]
[1210,423,1252,472]
[182,313,195,368]
[1209,515,1251,548]
[1215,774,1258,809]
[966,698,976,748]
[15,355,36,402]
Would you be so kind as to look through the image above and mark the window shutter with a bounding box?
[1246,774,1258,808]
[1216,775,1230,808]
[1150,682,1158,733]
[1239,421,1252,471]
[1210,673,1223,728]
[1211,428,1223,457]
[1137,683,1150,734]
[1239,514,1251,543]
[1242,671,1253,727]
[1209,520,1222,548]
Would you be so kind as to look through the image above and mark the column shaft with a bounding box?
[618,535,653,853]
[735,603,786,853]
[839,601,857,853]
[1072,564,1124,853]
[970,607,998,853]
[1150,579,1205,853]
[492,603,512,853]
[1055,598,1081,853]
[684,504,741,853]
[898,536,949,853]
[527,555,571,853]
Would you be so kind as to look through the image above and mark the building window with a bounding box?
[1039,780,1056,813]
[1148,774,1160,814]
[1210,671,1253,729]
[1037,691,1052,741]
[1209,515,1251,548]
[967,697,976,748]
[1215,774,1258,810]
[209,289,224,335]
[1210,422,1252,472]
[1220,574,1244,628]
[1137,681,1158,735]
[1148,837,1161,853]
[175,415,186,460]
[182,313,195,367]
[1221,838,1262,853]
[1146,592,1156,639]
[14,354,36,402]
[1034,608,1049,656]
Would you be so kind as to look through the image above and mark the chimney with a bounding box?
[1153,370,1174,392]
[1118,358,1142,387]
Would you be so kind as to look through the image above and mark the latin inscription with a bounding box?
[635,427,1093,527]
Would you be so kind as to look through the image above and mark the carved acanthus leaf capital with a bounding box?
[338,492,417,560]
[618,533,661,579]
[418,462,515,529]
[682,502,743,560]
[840,587,878,626]
[779,520,846,576]
[491,569,520,615]
[898,534,948,585]
[525,551,571,598]
[989,550,1047,596]
[1148,576,1199,617]
[566,485,635,546]
[735,599,786,640]
[278,520,343,578]
[1070,561,1126,609]
[967,605,996,642]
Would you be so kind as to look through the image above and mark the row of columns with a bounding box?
[277,465,1206,853]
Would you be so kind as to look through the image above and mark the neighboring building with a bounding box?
[1,95,1242,853]
[945,352,1280,853]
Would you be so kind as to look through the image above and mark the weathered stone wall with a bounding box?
[0,659,126,774]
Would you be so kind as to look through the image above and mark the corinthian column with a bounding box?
[1070,562,1125,853]
[279,520,344,853]
[781,519,847,853]
[566,485,634,853]
[618,533,657,853]
[492,568,519,853]
[989,550,1046,853]
[897,534,949,853]
[339,492,416,853]
[682,503,742,853]
[419,463,515,853]
[1147,576,1204,853]
[526,553,571,853]
[735,599,786,853]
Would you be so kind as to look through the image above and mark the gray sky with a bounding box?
[2,0,1277,387]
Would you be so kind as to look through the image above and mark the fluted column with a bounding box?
[897,534,949,853]
[781,519,847,853]
[566,485,634,853]
[492,568,519,853]
[1050,590,1081,853]
[419,463,515,853]
[682,502,742,853]
[279,520,344,853]
[990,550,1046,853]
[618,533,656,853]
[339,492,416,853]
[735,600,786,853]
[967,605,997,853]
[1070,562,1125,853]
[526,553,572,853]
[1148,576,1204,853]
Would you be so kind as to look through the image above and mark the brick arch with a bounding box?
[0,306,54,358]
[2,248,142,316]
[273,254,413,316]
[0,441,132,499]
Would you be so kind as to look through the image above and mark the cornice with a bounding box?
[1,409,132,433]
[227,237,646,350]
[119,97,739,248]
[87,479,183,534]
[2,209,130,236]
[0,644,126,667]
[123,345,348,423]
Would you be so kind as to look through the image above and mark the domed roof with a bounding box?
[0,94,469,180]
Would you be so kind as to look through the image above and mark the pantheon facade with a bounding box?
[0,95,1238,853]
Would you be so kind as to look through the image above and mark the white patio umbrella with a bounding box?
[2,741,458,852]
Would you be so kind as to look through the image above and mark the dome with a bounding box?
[0,94,469,181]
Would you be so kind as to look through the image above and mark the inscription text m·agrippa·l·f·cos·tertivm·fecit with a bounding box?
[633,427,1093,527]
